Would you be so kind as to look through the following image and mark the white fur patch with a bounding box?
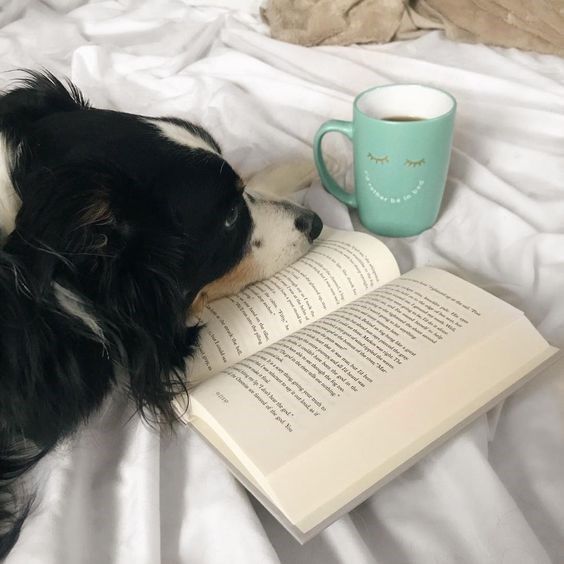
[54,283,106,345]
[0,134,22,239]
[146,119,218,154]
[245,192,314,280]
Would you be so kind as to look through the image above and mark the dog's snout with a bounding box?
[295,212,323,242]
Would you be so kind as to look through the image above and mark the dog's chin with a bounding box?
[190,193,322,315]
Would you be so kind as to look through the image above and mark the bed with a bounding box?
[2,1,563,563]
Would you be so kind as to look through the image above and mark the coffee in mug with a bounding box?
[382,116,424,122]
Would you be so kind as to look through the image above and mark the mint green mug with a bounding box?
[313,84,456,237]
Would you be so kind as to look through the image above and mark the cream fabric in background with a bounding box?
[1,2,563,563]
[262,0,564,57]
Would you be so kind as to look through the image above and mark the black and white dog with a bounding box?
[0,71,322,558]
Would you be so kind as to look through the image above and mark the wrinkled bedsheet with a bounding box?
[1,2,563,563]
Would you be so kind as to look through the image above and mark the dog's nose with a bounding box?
[295,212,323,242]
[310,213,323,240]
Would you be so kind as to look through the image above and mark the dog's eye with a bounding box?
[224,205,239,229]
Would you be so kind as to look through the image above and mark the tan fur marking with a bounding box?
[189,254,260,315]
[81,197,113,227]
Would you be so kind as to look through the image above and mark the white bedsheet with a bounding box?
[2,2,563,563]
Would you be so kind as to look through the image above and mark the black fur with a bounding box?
[0,71,252,558]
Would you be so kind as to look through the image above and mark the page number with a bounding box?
[215,391,229,404]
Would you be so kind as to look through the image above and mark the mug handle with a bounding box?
[313,119,357,208]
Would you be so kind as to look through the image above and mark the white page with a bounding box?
[188,267,537,475]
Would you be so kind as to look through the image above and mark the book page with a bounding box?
[266,326,556,533]
[188,228,399,380]
[188,267,551,476]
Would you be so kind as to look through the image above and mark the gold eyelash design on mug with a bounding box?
[405,158,425,167]
[368,153,389,164]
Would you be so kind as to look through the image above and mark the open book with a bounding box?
[177,228,559,543]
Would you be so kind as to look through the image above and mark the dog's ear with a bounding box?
[6,162,199,425]
[0,70,88,138]
[6,164,125,284]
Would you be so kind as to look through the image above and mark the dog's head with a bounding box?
[0,71,322,422]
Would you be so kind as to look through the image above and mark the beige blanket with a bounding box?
[261,0,564,57]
